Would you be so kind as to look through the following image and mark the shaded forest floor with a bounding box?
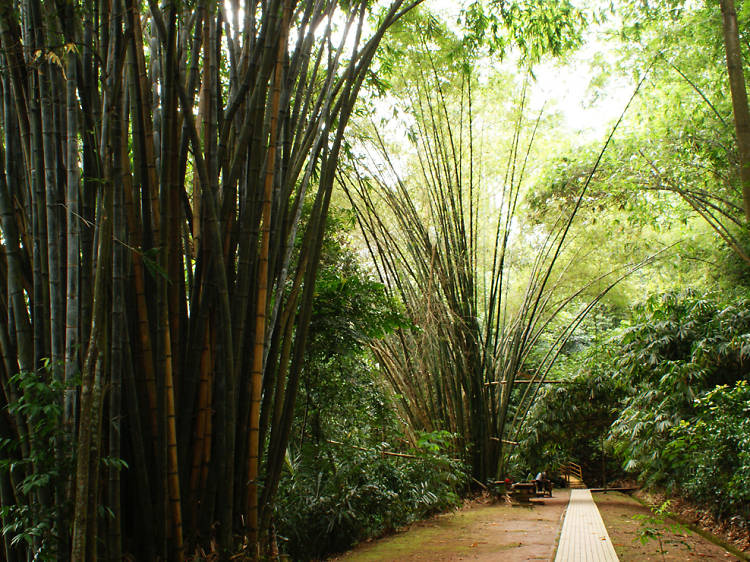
[330,490,746,561]
[594,491,745,561]
[630,490,749,557]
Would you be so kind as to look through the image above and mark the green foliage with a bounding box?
[519,288,750,530]
[0,367,127,559]
[611,290,750,487]
[313,265,409,346]
[302,209,410,444]
[632,500,689,561]
[371,0,586,102]
[523,0,750,298]
[276,436,466,560]
[601,289,750,527]
[0,368,71,560]
[512,339,626,484]
[585,0,750,277]
[461,0,586,61]
[274,207,467,559]
[665,381,750,520]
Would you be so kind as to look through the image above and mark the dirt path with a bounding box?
[331,490,570,561]
[331,489,746,561]
[593,491,747,561]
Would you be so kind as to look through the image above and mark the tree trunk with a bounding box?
[719,0,750,220]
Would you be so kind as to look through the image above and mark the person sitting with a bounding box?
[534,471,552,496]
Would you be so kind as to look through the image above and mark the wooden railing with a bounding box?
[559,461,583,484]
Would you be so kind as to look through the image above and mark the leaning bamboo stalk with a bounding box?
[84,354,105,561]
[265,7,358,351]
[122,4,159,432]
[119,126,159,440]
[0,149,31,460]
[121,310,158,560]
[39,57,65,379]
[77,11,98,356]
[261,7,392,516]
[257,255,307,460]
[154,6,186,558]
[125,0,160,246]
[199,326,214,528]
[29,67,50,369]
[0,3,32,178]
[325,440,422,459]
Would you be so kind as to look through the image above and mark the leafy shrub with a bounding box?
[512,366,625,486]
[665,381,750,521]
[275,434,466,560]
[274,207,466,560]
[520,288,750,526]
[0,368,72,560]
[610,289,750,491]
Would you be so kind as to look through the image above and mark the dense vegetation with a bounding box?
[1,0,750,560]
[509,0,750,544]
[516,290,750,533]
[274,209,465,558]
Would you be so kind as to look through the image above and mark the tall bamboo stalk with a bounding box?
[246,0,289,551]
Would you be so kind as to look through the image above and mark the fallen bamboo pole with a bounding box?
[484,380,567,385]
[325,439,463,462]
[326,439,420,459]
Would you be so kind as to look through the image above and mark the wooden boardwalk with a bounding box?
[554,489,619,562]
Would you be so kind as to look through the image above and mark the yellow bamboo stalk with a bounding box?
[120,123,160,441]
[246,1,290,553]
[128,0,161,242]
[161,307,185,561]
[201,333,213,493]
[188,326,212,528]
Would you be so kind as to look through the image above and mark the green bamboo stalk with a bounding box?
[107,70,127,562]
[71,183,111,561]
[0,79,32,374]
[64,30,80,439]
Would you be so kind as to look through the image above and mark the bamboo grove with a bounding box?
[342,57,646,484]
[0,0,421,559]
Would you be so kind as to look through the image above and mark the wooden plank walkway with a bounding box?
[554,489,619,562]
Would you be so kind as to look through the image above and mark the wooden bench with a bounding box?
[509,481,551,503]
